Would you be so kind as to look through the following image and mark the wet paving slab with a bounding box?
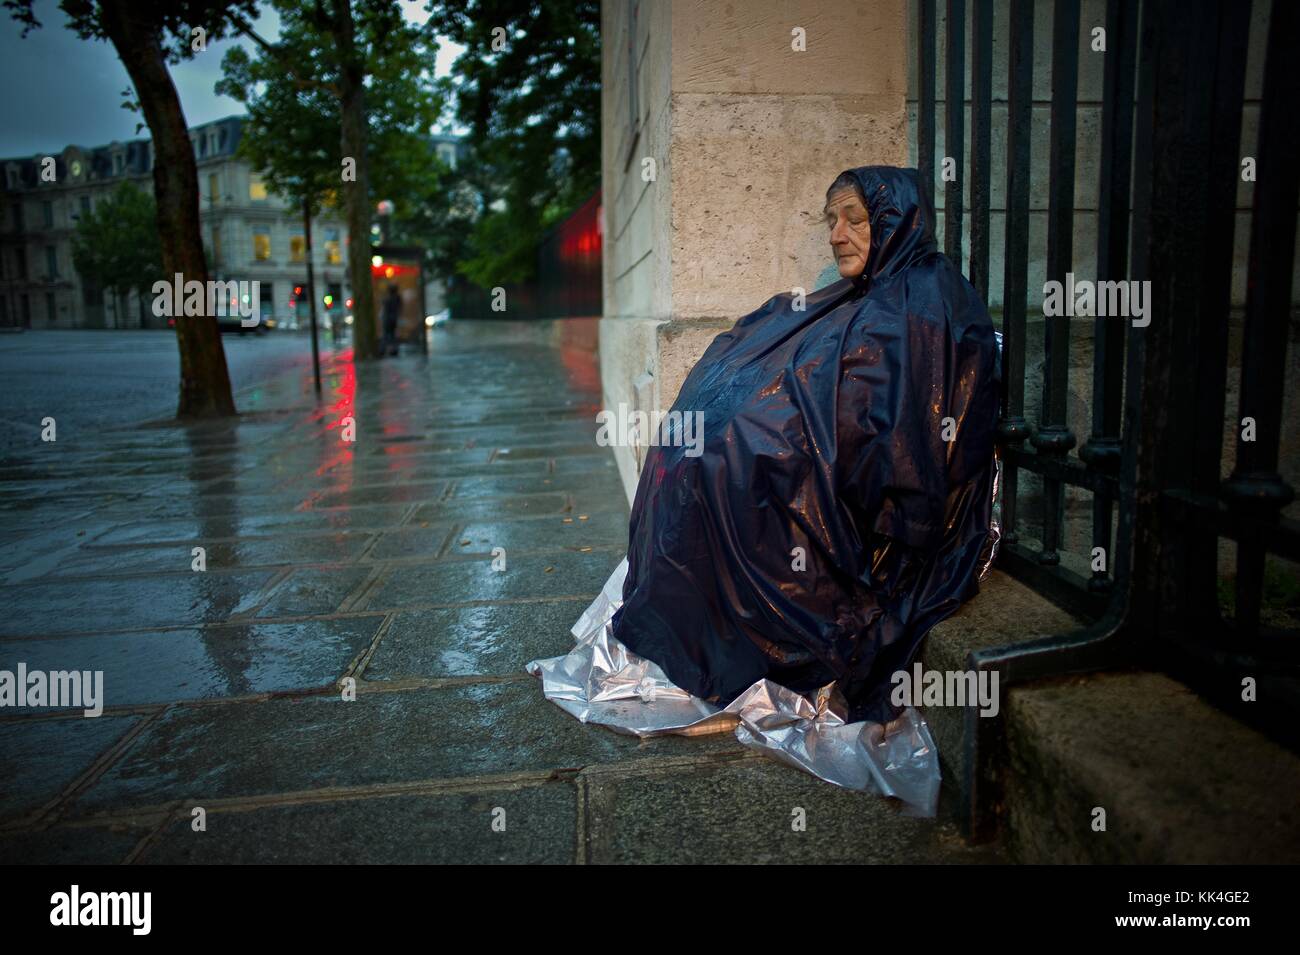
[253,565,374,618]
[356,550,624,608]
[67,681,744,817]
[364,600,588,679]
[0,617,384,710]
[580,758,1002,864]
[0,571,277,637]
[137,784,578,864]
[0,715,141,826]
[44,533,376,578]
[0,822,147,865]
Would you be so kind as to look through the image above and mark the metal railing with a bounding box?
[914,0,1299,838]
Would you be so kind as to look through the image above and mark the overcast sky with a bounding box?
[0,0,463,157]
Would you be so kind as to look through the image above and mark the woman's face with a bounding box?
[824,187,872,278]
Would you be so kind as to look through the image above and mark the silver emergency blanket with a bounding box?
[528,557,951,816]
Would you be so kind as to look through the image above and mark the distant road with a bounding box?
[0,330,322,454]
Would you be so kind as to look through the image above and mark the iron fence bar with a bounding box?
[945,0,967,265]
[1032,0,1082,567]
[969,0,994,300]
[1078,0,1138,593]
[1001,445,1121,495]
[919,0,937,194]
[1182,2,1254,627]
[1220,0,1300,640]
[996,0,1034,547]
[1164,489,1300,563]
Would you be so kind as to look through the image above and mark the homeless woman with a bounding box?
[530,165,1000,814]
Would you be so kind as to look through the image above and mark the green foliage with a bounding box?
[4,0,260,59]
[217,1,445,239]
[70,181,163,303]
[425,0,600,287]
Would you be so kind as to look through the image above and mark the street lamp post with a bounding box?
[303,198,321,395]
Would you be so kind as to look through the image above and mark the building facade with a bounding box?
[0,116,359,331]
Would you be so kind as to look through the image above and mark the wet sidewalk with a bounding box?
[0,320,996,863]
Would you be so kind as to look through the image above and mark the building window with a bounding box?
[5,165,18,189]
[289,235,306,263]
[324,228,341,265]
[249,174,268,201]
[16,247,26,278]
[45,292,55,322]
[45,245,57,278]
[80,195,90,217]
[211,226,222,267]
[253,232,271,261]
[209,173,220,204]
[113,152,124,175]
[42,201,53,228]
[260,281,274,319]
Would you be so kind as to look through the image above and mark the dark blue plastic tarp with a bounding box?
[612,165,1000,723]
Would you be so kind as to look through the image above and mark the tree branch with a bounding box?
[231,15,341,98]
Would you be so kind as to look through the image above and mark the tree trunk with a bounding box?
[335,0,377,361]
[100,0,235,416]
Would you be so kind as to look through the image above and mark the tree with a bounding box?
[5,0,254,417]
[230,0,433,361]
[217,2,444,255]
[71,182,163,329]
[425,0,600,287]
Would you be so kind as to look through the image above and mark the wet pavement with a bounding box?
[0,319,998,863]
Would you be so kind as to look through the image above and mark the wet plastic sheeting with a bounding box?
[528,558,942,816]
[530,166,1000,816]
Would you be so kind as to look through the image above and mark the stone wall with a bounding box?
[599,0,910,500]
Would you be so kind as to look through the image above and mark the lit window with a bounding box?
[253,233,271,261]
[290,235,306,263]
[324,228,341,265]
[249,175,268,201]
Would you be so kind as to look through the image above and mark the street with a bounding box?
[0,330,331,453]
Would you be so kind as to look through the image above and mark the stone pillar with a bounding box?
[600,0,909,501]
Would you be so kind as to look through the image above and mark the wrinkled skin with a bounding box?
[825,186,873,279]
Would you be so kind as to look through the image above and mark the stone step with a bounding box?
[919,569,1300,863]
[1004,670,1300,864]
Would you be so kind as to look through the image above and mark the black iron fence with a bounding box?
[914,0,1299,838]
